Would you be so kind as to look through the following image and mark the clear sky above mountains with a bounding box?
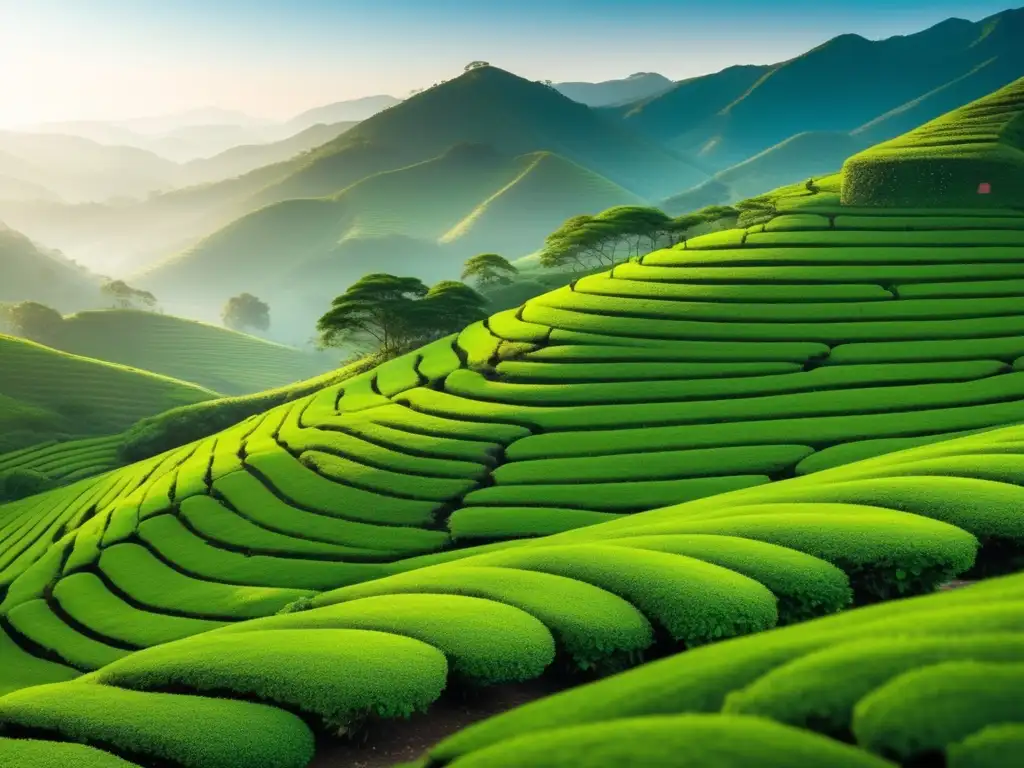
[2,0,1017,127]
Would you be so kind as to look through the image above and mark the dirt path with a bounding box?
[309,679,563,768]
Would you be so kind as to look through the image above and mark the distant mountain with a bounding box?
[623,8,1024,171]
[0,223,100,311]
[259,66,706,206]
[554,72,674,107]
[179,121,358,186]
[282,95,402,134]
[134,142,645,335]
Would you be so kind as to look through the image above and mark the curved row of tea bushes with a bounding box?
[419,570,1024,768]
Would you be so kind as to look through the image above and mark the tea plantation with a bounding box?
[0,79,1023,767]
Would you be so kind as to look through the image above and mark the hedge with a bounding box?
[219,593,556,686]
[324,413,502,464]
[448,544,778,647]
[300,449,478,501]
[615,534,851,625]
[572,274,892,302]
[448,362,1001,407]
[345,402,530,444]
[53,572,228,648]
[852,661,1024,762]
[898,278,1024,299]
[725,634,1024,736]
[88,629,448,731]
[794,430,981,475]
[833,215,1024,231]
[448,507,625,542]
[0,682,315,768]
[245,448,441,526]
[313,565,654,670]
[628,506,977,602]
[0,625,77,697]
[491,446,811,485]
[439,715,893,768]
[99,543,313,619]
[5,599,128,671]
[463,476,768,513]
[494,360,801,383]
[176,495,377,558]
[536,333,829,362]
[745,230,1024,248]
[212,471,448,555]
[0,738,141,768]
[136,514,388,590]
[949,724,1024,768]
[646,243,1024,266]
[830,336,1024,364]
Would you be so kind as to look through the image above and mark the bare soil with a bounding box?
[309,679,563,768]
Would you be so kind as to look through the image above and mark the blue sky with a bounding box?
[1,0,1017,125]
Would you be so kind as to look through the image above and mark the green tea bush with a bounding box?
[0,682,315,768]
[449,507,624,541]
[0,738,141,768]
[949,724,1024,768]
[5,599,128,670]
[852,661,1024,762]
[440,714,893,768]
[219,594,556,685]
[89,629,448,731]
[0,468,51,501]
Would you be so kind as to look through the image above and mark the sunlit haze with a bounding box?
[1,0,1014,127]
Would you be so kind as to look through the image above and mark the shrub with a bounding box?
[89,629,448,732]
[0,682,315,768]
[0,738,142,768]
[0,468,51,501]
[949,724,1024,768]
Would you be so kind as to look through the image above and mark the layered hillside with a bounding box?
[843,76,1024,208]
[0,223,99,311]
[0,335,215,454]
[134,145,645,331]
[554,72,674,107]
[27,310,335,395]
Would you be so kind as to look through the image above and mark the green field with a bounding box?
[31,309,335,395]
[4,77,1024,768]
[0,334,215,455]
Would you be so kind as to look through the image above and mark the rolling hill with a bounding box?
[0,223,100,311]
[0,334,215,455]
[3,82,1024,767]
[12,309,337,395]
[134,143,646,333]
[280,95,401,135]
[554,72,674,107]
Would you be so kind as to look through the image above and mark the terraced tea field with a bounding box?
[41,310,335,395]
[3,184,1024,766]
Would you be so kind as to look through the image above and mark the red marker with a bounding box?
[978,182,992,194]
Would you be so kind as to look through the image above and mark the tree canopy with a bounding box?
[101,280,157,310]
[316,274,488,360]
[461,253,519,287]
[5,302,64,345]
[222,293,270,333]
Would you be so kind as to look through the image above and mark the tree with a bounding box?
[316,274,430,359]
[0,469,50,502]
[421,281,489,337]
[101,280,157,310]
[462,253,518,288]
[464,61,490,71]
[7,302,64,344]
[806,178,819,193]
[222,293,270,333]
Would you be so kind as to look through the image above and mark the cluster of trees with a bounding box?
[222,293,270,333]
[0,302,65,345]
[101,280,157,310]
[0,468,50,502]
[316,274,488,360]
[538,205,738,272]
[461,253,518,287]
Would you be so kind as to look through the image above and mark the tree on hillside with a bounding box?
[101,280,157,311]
[666,212,709,245]
[421,280,489,337]
[462,253,519,288]
[594,206,672,256]
[222,293,271,333]
[6,302,64,345]
[464,61,490,71]
[317,274,488,360]
[317,274,431,359]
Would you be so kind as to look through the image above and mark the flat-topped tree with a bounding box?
[841,76,1024,208]
[462,254,519,288]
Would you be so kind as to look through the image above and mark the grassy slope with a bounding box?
[0,334,215,453]
[134,145,645,330]
[0,224,99,311]
[38,310,334,396]
[842,76,1024,207]
[553,73,675,108]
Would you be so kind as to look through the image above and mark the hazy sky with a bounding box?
[1,0,1017,127]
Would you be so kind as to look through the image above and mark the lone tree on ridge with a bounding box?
[222,293,271,333]
[462,253,519,288]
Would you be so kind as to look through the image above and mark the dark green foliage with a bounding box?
[0,682,315,768]
[5,302,64,345]
[462,253,518,287]
[222,293,270,333]
[0,468,51,501]
[100,280,156,311]
[949,725,1024,768]
[0,738,142,768]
